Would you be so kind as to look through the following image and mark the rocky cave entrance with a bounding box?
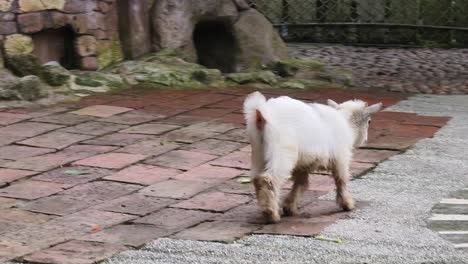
[32,26,79,70]
[193,20,239,73]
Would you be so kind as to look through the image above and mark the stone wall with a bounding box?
[0,0,122,70]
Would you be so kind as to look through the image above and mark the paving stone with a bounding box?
[31,113,95,125]
[18,131,93,149]
[215,178,255,195]
[0,112,31,125]
[0,197,24,209]
[2,151,93,171]
[254,217,334,236]
[210,151,251,170]
[293,174,335,192]
[23,195,96,216]
[366,135,419,150]
[94,193,176,216]
[213,128,248,143]
[139,180,214,199]
[104,164,181,185]
[23,240,128,264]
[0,180,70,200]
[351,162,376,177]
[60,181,142,203]
[163,126,219,143]
[173,221,260,243]
[439,233,468,244]
[74,152,147,169]
[353,149,399,163]
[98,111,164,125]
[171,192,251,212]
[0,135,26,146]
[432,203,468,215]
[429,220,468,232]
[119,138,179,156]
[79,224,173,247]
[215,202,267,224]
[188,120,239,133]
[0,168,37,183]
[83,133,155,147]
[174,164,243,183]
[70,105,133,117]
[158,115,208,126]
[184,108,234,118]
[60,121,129,136]
[62,144,118,155]
[24,181,141,216]
[182,138,245,156]
[0,238,43,258]
[133,208,219,231]
[219,113,245,124]
[120,123,181,135]
[32,166,113,185]
[144,150,217,170]
[0,122,63,138]
[53,209,137,231]
[0,208,53,226]
[0,145,55,160]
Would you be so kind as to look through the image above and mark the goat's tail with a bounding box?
[243,91,269,131]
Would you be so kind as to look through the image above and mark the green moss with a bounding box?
[75,76,102,87]
[226,71,277,85]
[4,34,34,56]
[42,65,71,86]
[97,40,123,70]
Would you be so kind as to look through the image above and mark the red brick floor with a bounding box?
[0,87,450,264]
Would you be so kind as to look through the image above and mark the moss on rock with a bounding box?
[226,71,277,85]
[4,34,34,56]
[6,54,43,77]
[97,40,123,70]
[42,65,71,86]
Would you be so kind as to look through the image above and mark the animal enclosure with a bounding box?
[251,0,468,47]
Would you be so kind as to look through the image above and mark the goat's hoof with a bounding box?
[339,198,355,211]
[282,205,298,216]
[262,210,281,224]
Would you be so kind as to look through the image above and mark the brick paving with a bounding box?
[0,87,450,263]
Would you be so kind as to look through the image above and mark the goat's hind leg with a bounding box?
[253,174,281,223]
[332,159,355,211]
[283,168,309,216]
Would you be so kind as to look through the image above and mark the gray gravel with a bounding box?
[289,44,468,94]
[105,95,468,264]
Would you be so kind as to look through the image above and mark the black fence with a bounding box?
[251,0,468,47]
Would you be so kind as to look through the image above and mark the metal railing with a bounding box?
[251,0,468,47]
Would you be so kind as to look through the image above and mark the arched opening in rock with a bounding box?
[32,26,79,70]
[193,20,239,73]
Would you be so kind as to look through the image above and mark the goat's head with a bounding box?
[327,99,383,147]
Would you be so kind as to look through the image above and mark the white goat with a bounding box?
[243,91,382,223]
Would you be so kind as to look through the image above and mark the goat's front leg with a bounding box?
[332,159,355,211]
[253,174,281,223]
[283,168,309,216]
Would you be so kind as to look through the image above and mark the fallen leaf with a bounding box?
[237,177,252,184]
[91,226,102,232]
[315,235,344,244]
[64,170,90,175]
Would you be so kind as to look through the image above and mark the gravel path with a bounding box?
[289,44,468,94]
[104,95,468,264]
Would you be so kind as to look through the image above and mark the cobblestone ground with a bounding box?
[289,44,468,94]
[0,87,449,264]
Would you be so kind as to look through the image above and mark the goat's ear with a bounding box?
[365,102,383,115]
[327,99,340,109]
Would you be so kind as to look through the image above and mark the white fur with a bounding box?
[244,91,375,183]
